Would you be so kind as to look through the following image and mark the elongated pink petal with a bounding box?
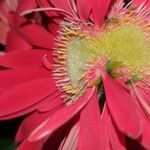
[101,105,112,150]
[58,122,79,150]
[77,0,92,21]
[140,121,150,150]
[18,115,78,150]
[132,0,142,5]
[0,0,18,44]
[135,86,150,104]
[103,75,142,139]
[133,86,150,116]
[28,88,95,141]
[16,101,62,142]
[38,94,62,112]
[0,20,10,45]
[0,52,4,56]
[50,0,75,16]
[1,0,18,12]
[9,12,28,29]
[91,0,111,27]
[42,117,79,150]
[109,118,125,150]
[16,112,48,142]
[137,106,150,149]
[17,140,44,150]
[6,30,32,52]
[47,18,61,36]
[133,0,150,8]
[17,0,37,14]
[37,0,60,17]
[77,88,102,150]
[0,77,56,120]
[16,93,63,142]
[0,66,50,92]
[100,105,125,150]
[0,50,52,68]
[17,24,54,49]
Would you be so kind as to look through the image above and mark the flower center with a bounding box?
[67,24,150,82]
[53,7,150,103]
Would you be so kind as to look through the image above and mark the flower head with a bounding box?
[0,0,150,149]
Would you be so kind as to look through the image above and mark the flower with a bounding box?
[0,0,150,149]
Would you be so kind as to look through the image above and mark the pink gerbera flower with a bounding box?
[0,0,150,149]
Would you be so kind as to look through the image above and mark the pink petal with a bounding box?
[0,19,10,45]
[17,24,54,49]
[9,12,28,29]
[18,115,78,150]
[16,112,48,142]
[28,87,95,141]
[103,75,142,139]
[133,0,150,8]
[0,52,4,56]
[0,49,53,68]
[0,0,18,45]
[16,103,62,142]
[42,117,79,150]
[101,105,125,150]
[91,0,111,27]
[0,66,50,92]
[132,0,142,5]
[1,0,18,12]
[0,77,56,120]
[58,122,79,150]
[47,18,61,37]
[50,0,75,16]
[37,0,60,17]
[137,86,150,104]
[77,88,102,150]
[101,105,112,150]
[109,117,126,150]
[133,86,150,116]
[38,93,63,112]
[17,0,37,14]
[17,140,44,150]
[6,30,32,52]
[77,0,92,21]
[138,106,150,149]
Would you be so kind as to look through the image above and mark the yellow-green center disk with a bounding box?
[67,25,150,84]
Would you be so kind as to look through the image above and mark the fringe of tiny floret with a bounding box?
[52,21,89,104]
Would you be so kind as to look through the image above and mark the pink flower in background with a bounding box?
[0,0,150,149]
[0,0,18,45]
